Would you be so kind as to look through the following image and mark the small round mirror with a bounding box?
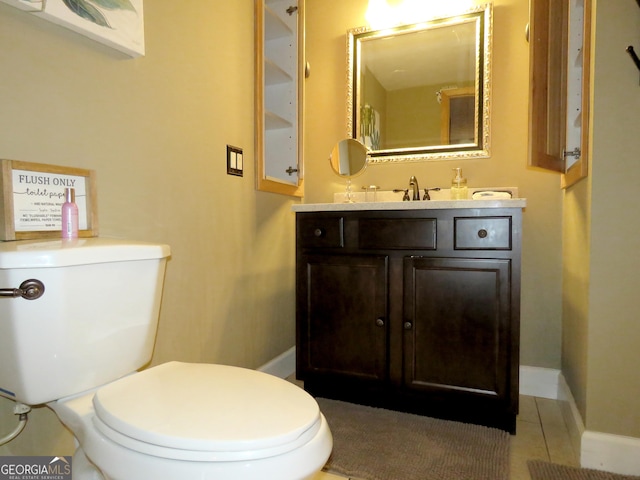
[329,138,368,177]
[329,139,368,203]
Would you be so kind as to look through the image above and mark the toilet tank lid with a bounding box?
[0,238,170,269]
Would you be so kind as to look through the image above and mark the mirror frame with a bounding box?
[346,4,493,163]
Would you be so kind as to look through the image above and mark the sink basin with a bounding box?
[334,187,519,204]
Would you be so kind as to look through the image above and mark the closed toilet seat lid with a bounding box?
[92,362,322,461]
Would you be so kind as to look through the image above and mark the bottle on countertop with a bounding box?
[61,187,79,239]
[451,167,468,200]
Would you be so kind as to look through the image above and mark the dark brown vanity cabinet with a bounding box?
[296,208,522,432]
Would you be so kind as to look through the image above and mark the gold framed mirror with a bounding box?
[347,3,492,163]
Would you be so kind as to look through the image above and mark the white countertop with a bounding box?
[292,198,526,212]
[292,188,526,212]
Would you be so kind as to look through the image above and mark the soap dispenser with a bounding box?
[451,167,468,200]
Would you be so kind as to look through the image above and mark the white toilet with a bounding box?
[0,238,332,480]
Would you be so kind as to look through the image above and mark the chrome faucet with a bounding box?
[409,176,420,201]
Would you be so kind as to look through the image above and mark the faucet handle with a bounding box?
[394,189,410,201]
[422,187,441,201]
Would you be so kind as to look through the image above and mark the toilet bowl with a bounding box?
[0,238,332,479]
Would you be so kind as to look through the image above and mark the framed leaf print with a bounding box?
[35,0,145,57]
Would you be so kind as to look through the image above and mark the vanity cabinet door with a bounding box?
[297,254,388,383]
[402,256,512,401]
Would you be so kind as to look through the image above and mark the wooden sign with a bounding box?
[0,160,98,241]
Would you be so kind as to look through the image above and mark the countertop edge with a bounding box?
[291,199,527,212]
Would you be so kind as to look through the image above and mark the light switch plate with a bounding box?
[227,145,243,177]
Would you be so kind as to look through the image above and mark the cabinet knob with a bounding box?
[404,321,413,330]
[313,228,324,237]
[477,229,488,238]
[375,318,385,327]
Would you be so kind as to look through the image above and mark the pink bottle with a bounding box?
[61,188,79,239]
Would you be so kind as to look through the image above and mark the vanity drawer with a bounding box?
[359,218,436,250]
[454,216,512,250]
[298,216,344,248]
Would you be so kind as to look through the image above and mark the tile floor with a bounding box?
[309,394,579,480]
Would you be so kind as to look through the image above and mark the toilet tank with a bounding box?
[0,238,170,405]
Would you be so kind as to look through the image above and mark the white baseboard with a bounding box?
[260,358,567,402]
[558,373,585,463]
[257,346,296,378]
[259,354,564,397]
[558,372,640,476]
[259,356,564,395]
[519,365,561,399]
[581,431,640,475]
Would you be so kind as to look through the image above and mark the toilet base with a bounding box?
[72,449,104,480]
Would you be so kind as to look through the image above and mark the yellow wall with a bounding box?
[304,0,564,370]
[563,0,640,438]
[0,0,298,455]
[562,177,591,424]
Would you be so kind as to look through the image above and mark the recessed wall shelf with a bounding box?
[265,111,292,130]
[528,0,590,188]
[265,4,293,40]
[256,0,304,197]
[265,58,293,86]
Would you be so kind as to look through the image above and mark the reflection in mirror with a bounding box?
[347,4,492,163]
[440,87,475,144]
[329,139,368,202]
